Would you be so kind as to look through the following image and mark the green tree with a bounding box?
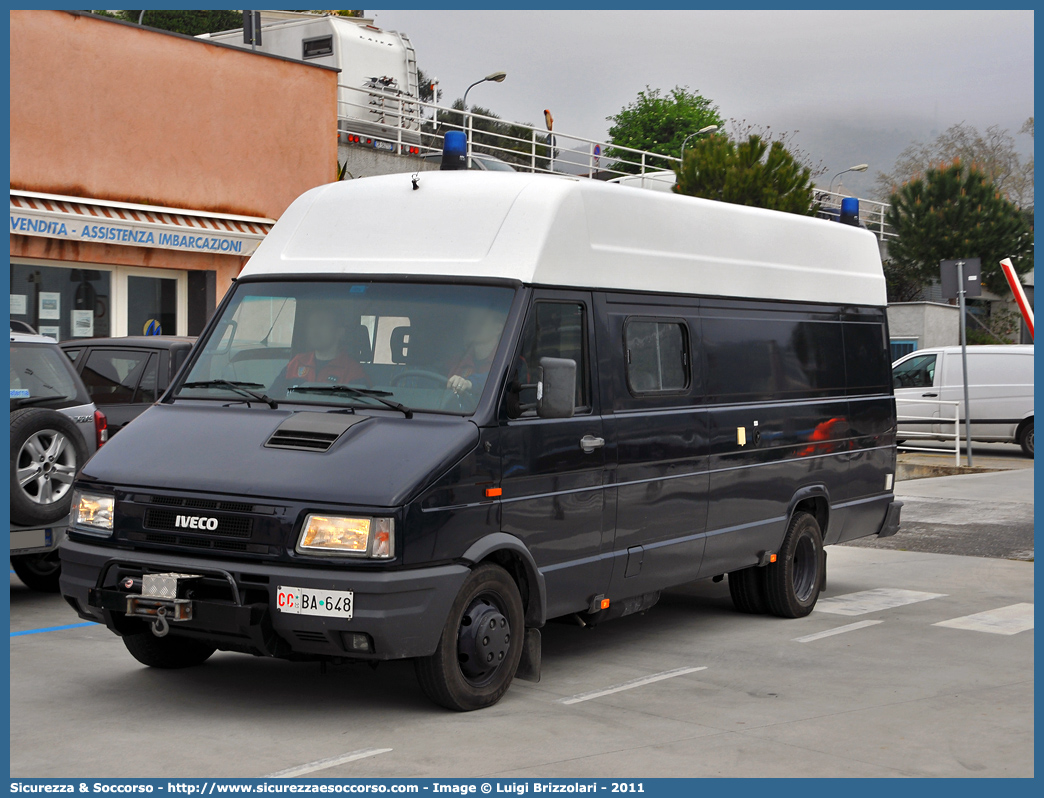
[604,86,723,174]
[884,161,1034,300]
[674,133,818,216]
[95,10,246,36]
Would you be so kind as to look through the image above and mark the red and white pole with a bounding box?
[1000,258,1034,340]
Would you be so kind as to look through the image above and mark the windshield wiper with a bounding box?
[287,385,413,419]
[11,394,70,408]
[181,379,278,409]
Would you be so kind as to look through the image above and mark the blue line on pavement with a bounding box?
[11,622,94,637]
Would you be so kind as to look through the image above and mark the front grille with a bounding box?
[127,531,268,554]
[150,496,255,514]
[143,508,253,539]
[294,631,330,644]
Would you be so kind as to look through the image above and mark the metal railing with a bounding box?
[335,83,679,178]
[896,398,963,467]
[334,83,894,232]
[813,188,896,240]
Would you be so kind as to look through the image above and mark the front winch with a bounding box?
[124,572,202,637]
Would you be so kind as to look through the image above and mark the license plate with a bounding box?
[276,586,354,619]
[372,139,394,151]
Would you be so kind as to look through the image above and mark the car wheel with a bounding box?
[1019,420,1033,458]
[764,511,824,618]
[122,632,217,669]
[10,551,62,592]
[10,408,89,526]
[414,563,524,711]
[728,566,768,614]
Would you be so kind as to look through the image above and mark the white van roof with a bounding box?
[242,172,887,307]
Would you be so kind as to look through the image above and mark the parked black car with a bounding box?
[60,337,196,436]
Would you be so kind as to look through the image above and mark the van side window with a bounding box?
[508,302,589,417]
[624,319,689,394]
[892,353,937,389]
[844,322,891,390]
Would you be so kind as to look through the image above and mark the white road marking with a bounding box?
[265,748,392,778]
[933,603,1034,636]
[793,619,883,642]
[815,588,946,616]
[559,666,706,705]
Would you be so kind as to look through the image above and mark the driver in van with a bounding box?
[445,306,506,396]
[286,305,369,386]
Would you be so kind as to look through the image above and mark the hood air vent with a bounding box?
[264,413,369,453]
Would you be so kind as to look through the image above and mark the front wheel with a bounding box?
[1019,420,1033,458]
[414,564,524,711]
[122,632,216,669]
[764,511,824,618]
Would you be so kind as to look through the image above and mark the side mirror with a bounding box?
[537,357,576,419]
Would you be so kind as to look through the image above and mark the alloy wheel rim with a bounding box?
[17,430,76,505]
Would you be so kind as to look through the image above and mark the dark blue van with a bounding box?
[59,172,901,710]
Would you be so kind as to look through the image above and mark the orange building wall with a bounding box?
[10,10,338,221]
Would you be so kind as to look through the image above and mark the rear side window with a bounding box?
[625,319,689,394]
[81,349,152,405]
[892,353,937,389]
[703,316,846,400]
[844,323,891,391]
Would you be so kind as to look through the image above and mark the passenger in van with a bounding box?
[445,307,506,396]
[285,306,370,386]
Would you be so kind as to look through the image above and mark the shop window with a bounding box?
[10,264,111,342]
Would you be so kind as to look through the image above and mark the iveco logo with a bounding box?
[175,515,219,531]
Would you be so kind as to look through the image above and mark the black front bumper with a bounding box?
[60,539,468,661]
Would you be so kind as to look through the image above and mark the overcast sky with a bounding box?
[368,9,1034,197]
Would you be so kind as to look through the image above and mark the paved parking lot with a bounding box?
[10,542,1033,778]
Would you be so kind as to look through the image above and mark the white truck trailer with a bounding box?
[200,13,421,147]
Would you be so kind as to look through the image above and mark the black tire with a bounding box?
[122,632,217,669]
[1019,420,1033,458]
[764,511,824,618]
[414,563,524,711]
[10,408,88,526]
[10,551,62,592]
[728,566,768,614]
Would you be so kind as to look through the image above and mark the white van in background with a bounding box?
[892,345,1034,456]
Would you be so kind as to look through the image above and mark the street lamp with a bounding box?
[830,163,869,193]
[679,125,719,164]
[462,71,507,111]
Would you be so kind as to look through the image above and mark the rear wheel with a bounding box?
[764,511,824,618]
[1019,420,1033,458]
[728,566,768,614]
[415,564,524,711]
[122,632,216,669]
[10,551,62,592]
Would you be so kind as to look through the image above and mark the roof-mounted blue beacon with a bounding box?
[840,197,860,226]
[441,131,467,171]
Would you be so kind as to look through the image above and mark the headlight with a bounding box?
[72,489,114,536]
[296,515,394,559]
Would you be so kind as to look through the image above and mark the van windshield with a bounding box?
[175,281,516,414]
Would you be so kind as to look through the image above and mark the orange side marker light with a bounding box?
[485,488,502,498]
[769,554,777,563]
[600,598,611,610]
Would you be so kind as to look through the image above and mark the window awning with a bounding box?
[10,190,275,257]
